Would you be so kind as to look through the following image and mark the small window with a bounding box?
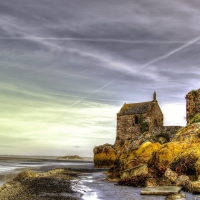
[135,116,139,124]
[154,119,158,126]
[145,123,149,131]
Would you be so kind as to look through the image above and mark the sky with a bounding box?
[0,0,200,157]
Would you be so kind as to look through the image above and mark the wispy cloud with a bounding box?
[1,37,200,44]
[68,35,200,108]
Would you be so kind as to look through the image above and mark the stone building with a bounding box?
[186,88,200,124]
[115,92,163,145]
[114,92,182,146]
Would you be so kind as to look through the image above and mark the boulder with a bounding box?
[124,141,161,169]
[146,177,172,187]
[119,164,148,179]
[175,175,192,192]
[191,181,200,193]
[164,168,178,183]
[166,193,186,200]
[93,144,117,168]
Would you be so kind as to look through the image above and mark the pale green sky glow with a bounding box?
[0,84,118,156]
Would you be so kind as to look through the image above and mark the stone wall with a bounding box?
[115,114,142,146]
[186,89,200,124]
[115,101,163,146]
[148,101,163,127]
[150,126,183,141]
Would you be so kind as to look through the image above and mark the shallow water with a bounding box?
[0,155,93,186]
[72,172,200,200]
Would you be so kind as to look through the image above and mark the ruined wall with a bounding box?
[186,89,200,124]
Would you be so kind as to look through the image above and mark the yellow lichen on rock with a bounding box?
[93,144,118,168]
[149,142,190,171]
[123,142,161,169]
[134,141,161,162]
[173,122,200,143]
[94,152,117,167]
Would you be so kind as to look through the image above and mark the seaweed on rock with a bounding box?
[170,154,198,176]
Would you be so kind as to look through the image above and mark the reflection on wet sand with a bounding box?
[72,174,99,200]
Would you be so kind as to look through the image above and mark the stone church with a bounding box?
[115,92,181,146]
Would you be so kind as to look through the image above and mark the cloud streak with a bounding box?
[1,37,200,44]
[69,35,200,108]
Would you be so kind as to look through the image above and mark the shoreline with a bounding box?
[1,164,200,199]
[0,166,106,200]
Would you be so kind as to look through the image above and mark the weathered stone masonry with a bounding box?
[115,92,182,146]
[186,88,200,124]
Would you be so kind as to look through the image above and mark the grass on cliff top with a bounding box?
[188,114,200,125]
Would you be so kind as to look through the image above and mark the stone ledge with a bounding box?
[141,186,182,196]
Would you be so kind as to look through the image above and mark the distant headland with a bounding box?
[57,155,83,160]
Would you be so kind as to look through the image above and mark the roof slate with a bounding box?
[118,101,154,115]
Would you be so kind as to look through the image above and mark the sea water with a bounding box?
[0,155,93,186]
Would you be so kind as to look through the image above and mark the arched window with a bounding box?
[135,116,139,124]
[154,119,158,126]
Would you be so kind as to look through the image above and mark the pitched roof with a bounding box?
[118,101,155,115]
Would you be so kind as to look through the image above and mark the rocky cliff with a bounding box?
[93,126,182,168]
[94,114,200,192]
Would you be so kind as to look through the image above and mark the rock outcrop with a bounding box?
[94,88,200,194]
[93,144,117,168]
[94,113,200,193]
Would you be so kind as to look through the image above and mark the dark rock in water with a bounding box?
[140,186,182,195]
[166,193,186,200]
